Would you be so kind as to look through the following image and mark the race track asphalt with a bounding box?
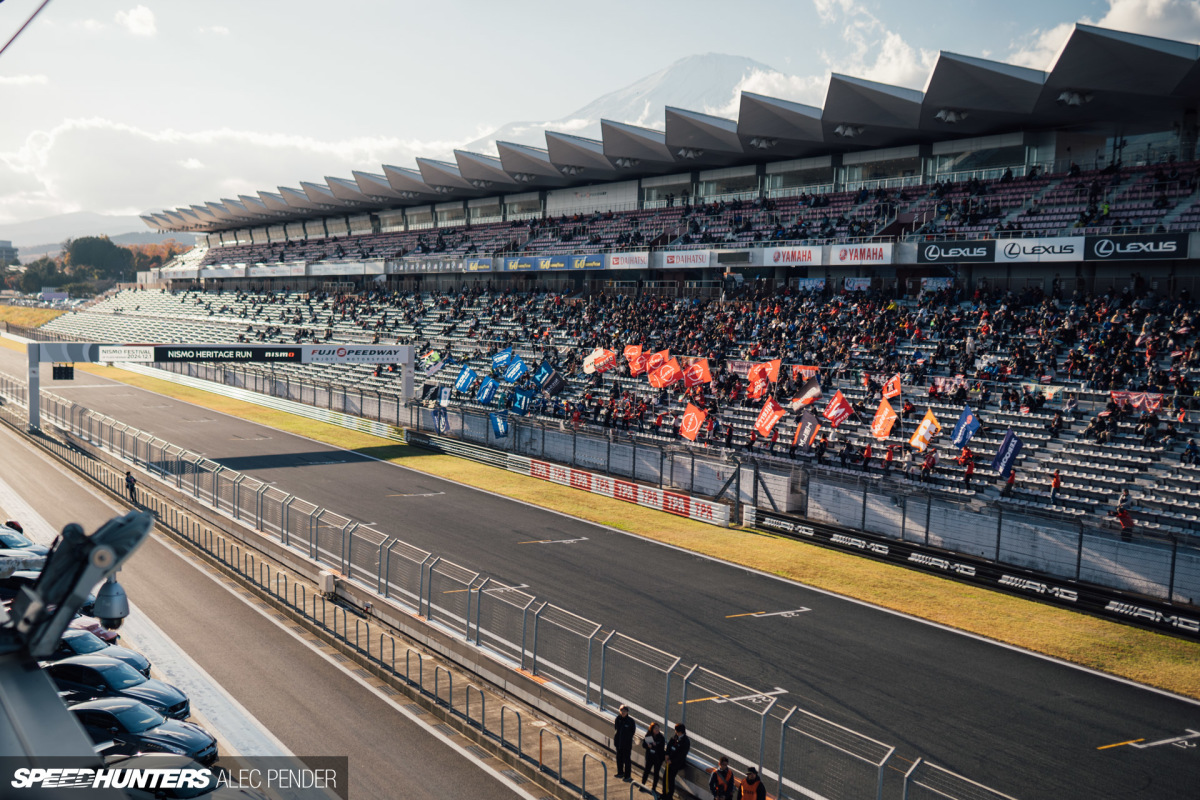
[10,351,1199,800]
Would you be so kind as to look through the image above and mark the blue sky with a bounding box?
[0,0,1197,226]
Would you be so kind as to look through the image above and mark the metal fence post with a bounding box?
[759,697,778,778]
[664,656,681,731]
[679,664,698,727]
[531,603,545,676]
[473,577,491,646]
[422,555,439,619]
[777,706,797,799]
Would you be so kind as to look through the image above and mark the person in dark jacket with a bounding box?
[640,721,665,791]
[710,756,736,800]
[741,766,767,800]
[663,723,691,800]
[613,704,636,781]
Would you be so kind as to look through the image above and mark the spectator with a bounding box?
[963,457,975,490]
[125,471,138,503]
[1001,469,1017,498]
[1182,439,1198,466]
[663,723,691,800]
[640,721,665,791]
[1050,470,1061,504]
[613,704,636,781]
[861,442,873,472]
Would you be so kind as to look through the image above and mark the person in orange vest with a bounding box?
[860,442,873,472]
[1001,468,1016,497]
[1050,469,1061,504]
[741,766,767,800]
[963,457,975,490]
[882,444,895,475]
[709,756,736,800]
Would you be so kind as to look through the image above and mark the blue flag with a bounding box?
[512,389,532,415]
[454,366,477,393]
[476,377,498,405]
[533,361,553,387]
[432,407,449,435]
[951,405,981,448]
[503,356,527,383]
[991,427,1023,478]
[490,411,509,439]
[491,348,514,372]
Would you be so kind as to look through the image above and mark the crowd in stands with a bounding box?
[42,271,1200,535]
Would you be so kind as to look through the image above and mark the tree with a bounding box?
[64,236,133,281]
[19,256,63,294]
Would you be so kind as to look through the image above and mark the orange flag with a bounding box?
[648,358,682,388]
[629,354,648,376]
[882,374,902,399]
[683,358,712,388]
[680,403,707,441]
[755,398,787,437]
[623,344,643,361]
[647,349,670,372]
[748,359,782,384]
[871,399,898,439]
[822,389,854,428]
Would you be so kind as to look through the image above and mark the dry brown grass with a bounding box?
[0,306,66,329]
[10,354,1200,698]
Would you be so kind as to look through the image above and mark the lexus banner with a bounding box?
[995,237,1083,263]
[1084,233,1188,261]
[917,240,995,264]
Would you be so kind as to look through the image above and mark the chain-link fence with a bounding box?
[902,760,1019,800]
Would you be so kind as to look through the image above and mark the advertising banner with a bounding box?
[793,278,826,292]
[832,243,892,265]
[844,277,872,291]
[1084,233,1188,261]
[917,241,994,264]
[98,346,155,363]
[994,237,1083,263]
[765,245,822,265]
[662,250,713,267]
[247,264,307,278]
[607,252,650,269]
[463,257,493,271]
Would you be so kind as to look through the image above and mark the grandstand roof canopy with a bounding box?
[147,23,1200,234]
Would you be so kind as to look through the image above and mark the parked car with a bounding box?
[0,526,50,556]
[0,570,95,614]
[46,628,151,676]
[103,755,269,799]
[46,654,190,719]
[68,615,120,643]
[70,698,217,765]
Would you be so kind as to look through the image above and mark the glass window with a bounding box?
[114,704,165,734]
[63,630,109,655]
[95,662,146,690]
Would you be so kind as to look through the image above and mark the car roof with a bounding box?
[69,698,146,714]
[52,654,130,668]
[105,754,204,770]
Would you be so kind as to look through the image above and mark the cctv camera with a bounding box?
[93,576,129,631]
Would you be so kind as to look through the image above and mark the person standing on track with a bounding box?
[640,721,665,791]
[662,722,691,800]
[125,471,138,503]
[613,704,636,781]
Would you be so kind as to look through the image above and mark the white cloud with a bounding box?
[1009,0,1200,69]
[199,26,230,36]
[815,1,937,89]
[0,118,476,224]
[0,75,48,87]
[115,6,157,37]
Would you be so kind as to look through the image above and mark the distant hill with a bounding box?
[17,230,197,263]
[0,211,156,250]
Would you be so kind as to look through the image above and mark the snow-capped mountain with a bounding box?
[464,53,787,152]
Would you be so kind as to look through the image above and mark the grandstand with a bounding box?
[51,25,1178,541]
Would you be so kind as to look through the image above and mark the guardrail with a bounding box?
[0,373,1021,800]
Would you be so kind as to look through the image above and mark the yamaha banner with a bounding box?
[917,240,995,264]
[1084,233,1188,261]
[432,407,449,435]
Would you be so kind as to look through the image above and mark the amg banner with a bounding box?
[1084,233,1188,261]
[750,508,1199,640]
[917,240,995,264]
